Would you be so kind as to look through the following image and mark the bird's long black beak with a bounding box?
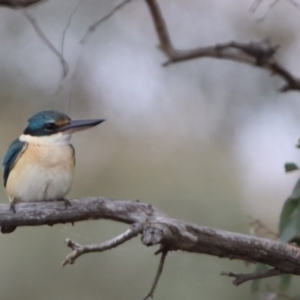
[58,119,105,133]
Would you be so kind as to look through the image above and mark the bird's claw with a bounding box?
[10,199,17,213]
[57,198,71,209]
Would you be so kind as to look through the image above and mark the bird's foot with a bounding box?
[57,198,71,209]
[9,198,18,213]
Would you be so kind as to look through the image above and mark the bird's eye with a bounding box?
[44,123,56,131]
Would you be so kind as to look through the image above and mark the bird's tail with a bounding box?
[1,226,17,234]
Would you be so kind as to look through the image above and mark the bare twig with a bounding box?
[142,249,168,300]
[62,223,143,266]
[80,0,133,44]
[221,268,281,286]
[22,10,69,82]
[145,0,300,92]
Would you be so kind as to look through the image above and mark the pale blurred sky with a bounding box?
[0,0,299,221]
[1,1,300,299]
[0,0,299,234]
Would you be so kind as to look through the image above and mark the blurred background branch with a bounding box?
[145,0,300,92]
[22,10,69,82]
[0,0,42,8]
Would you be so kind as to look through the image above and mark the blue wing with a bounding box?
[2,139,27,187]
[70,144,75,165]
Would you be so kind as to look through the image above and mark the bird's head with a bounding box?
[20,110,105,145]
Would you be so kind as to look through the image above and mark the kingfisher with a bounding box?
[1,110,105,233]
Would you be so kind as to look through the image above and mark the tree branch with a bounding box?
[1,197,300,280]
[221,268,282,286]
[145,0,300,92]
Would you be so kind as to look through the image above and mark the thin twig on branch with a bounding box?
[63,221,167,300]
[62,223,142,266]
[142,249,168,300]
[221,268,282,286]
[145,0,300,92]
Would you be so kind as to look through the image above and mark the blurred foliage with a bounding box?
[251,263,270,292]
[285,163,299,173]
[277,164,300,290]
[252,161,300,294]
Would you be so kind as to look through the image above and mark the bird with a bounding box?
[1,110,105,233]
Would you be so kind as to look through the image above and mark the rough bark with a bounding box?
[1,197,300,276]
